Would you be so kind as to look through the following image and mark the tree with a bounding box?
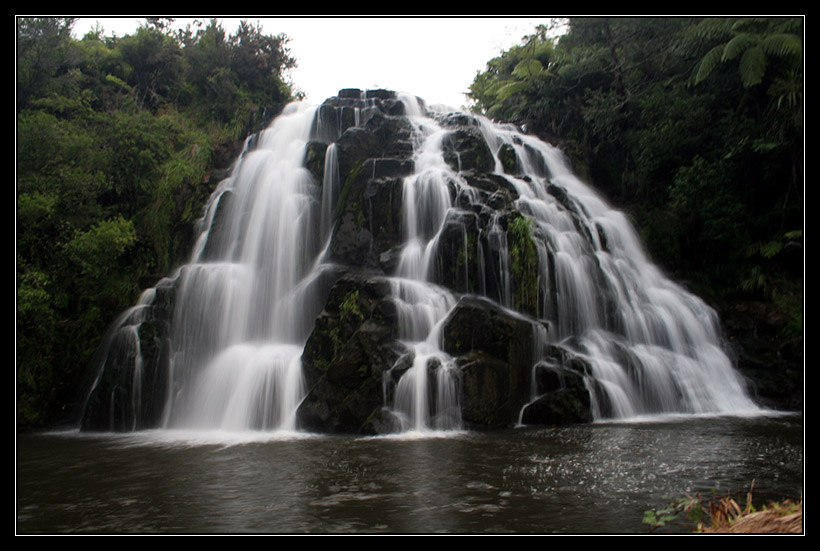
[17,17,78,109]
[468,24,558,123]
[689,17,803,89]
[117,25,185,109]
[468,17,803,304]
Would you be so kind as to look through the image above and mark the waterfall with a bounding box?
[387,94,463,432]
[474,119,758,419]
[320,143,340,242]
[79,103,328,432]
[166,103,329,431]
[77,89,760,435]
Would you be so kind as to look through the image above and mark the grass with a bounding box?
[643,482,803,534]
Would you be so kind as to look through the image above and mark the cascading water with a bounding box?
[473,118,759,419]
[80,103,333,433]
[166,103,330,432]
[77,89,760,436]
[384,93,757,427]
[386,95,466,432]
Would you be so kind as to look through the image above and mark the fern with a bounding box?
[722,33,755,61]
[496,80,533,101]
[690,17,802,88]
[738,45,767,87]
[760,33,803,58]
[692,45,724,84]
[512,59,544,79]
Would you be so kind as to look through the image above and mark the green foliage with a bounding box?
[16,18,78,109]
[669,156,751,276]
[340,290,365,325]
[468,24,558,122]
[175,19,296,131]
[739,229,803,336]
[16,17,298,426]
[469,17,803,307]
[62,216,136,281]
[117,25,184,109]
[643,493,706,531]
[689,17,803,88]
[508,215,539,315]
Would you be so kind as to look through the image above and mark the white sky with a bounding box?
[71,16,558,110]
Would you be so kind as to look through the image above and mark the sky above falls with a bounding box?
[70,16,558,110]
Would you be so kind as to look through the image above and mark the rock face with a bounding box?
[79,88,770,435]
[441,297,535,428]
[298,272,403,434]
[294,91,600,433]
[293,91,541,432]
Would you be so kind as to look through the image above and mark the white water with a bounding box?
[386,95,758,427]
[161,103,326,432]
[80,91,761,435]
[475,119,759,419]
[387,94,465,432]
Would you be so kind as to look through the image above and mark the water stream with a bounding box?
[78,90,761,436]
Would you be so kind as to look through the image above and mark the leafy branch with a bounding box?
[690,17,802,88]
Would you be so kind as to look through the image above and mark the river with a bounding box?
[17,413,802,534]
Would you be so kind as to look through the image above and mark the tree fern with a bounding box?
[721,33,756,61]
[692,44,724,84]
[512,58,544,79]
[760,33,802,59]
[495,80,534,101]
[738,45,767,87]
[690,17,802,88]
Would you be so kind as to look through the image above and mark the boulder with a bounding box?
[298,272,404,434]
[440,296,536,427]
[520,361,594,425]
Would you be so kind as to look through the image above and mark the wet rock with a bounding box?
[520,361,593,425]
[298,273,403,434]
[441,126,495,174]
[440,297,537,427]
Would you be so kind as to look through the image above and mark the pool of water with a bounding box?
[16,414,803,534]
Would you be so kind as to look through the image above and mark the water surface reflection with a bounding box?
[17,415,802,533]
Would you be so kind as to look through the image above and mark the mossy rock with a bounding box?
[298,273,403,434]
[498,142,518,175]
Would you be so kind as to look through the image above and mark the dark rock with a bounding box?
[428,211,484,295]
[441,296,533,364]
[304,141,328,182]
[439,112,481,128]
[365,176,405,257]
[338,88,364,99]
[198,189,234,261]
[498,142,518,175]
[440,296,538,427]
[298,272,404,434]
[722,300,803,411]
[365,89,398,100]
[325,105,415,268]
[457,351,530,428]
[461,171,520,200]
[520,361,593,425]
[441,126,495,174]
[80,280,177,431]
[371,158,414,179]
